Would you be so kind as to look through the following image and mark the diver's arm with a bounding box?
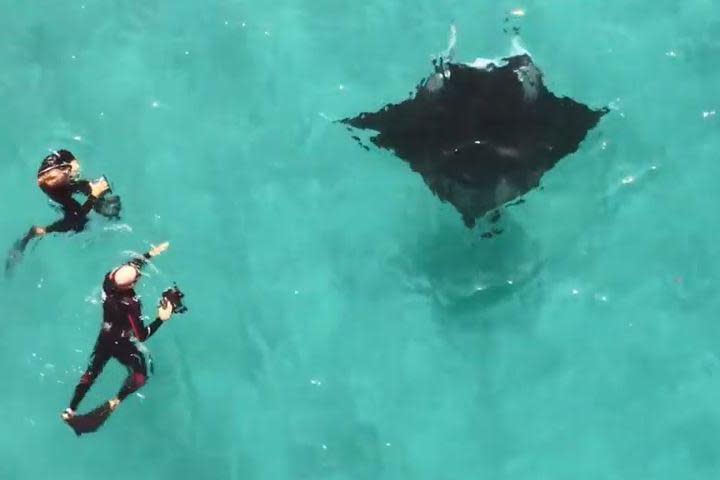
[78,194,99,216]
[129,242,171,272]
[55,194,87,215]
[126,301,164,342]
[128,252,152,271]
[129,314,163,342]
[76,179,109,216]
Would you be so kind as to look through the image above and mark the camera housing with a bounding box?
[161,284,188,314]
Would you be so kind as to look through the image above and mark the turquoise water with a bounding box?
[2,1,720,478]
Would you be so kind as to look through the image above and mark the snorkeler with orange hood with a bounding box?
[5,149,121,272]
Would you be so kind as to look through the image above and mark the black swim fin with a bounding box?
[5,244,23,275]
[5,229,34,275]
[65,402,114,436]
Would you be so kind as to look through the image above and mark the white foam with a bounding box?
[467,57,499,69]
[465,37,529,71]
[510,36,530,57]
[104,223,133,232]
[443,24,457,61]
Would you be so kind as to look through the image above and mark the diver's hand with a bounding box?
[148,242,170,258]
[158,299,173,321]
[89,178,110,197]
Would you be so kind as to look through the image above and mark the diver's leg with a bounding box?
[45,214,87,234]
[19,226,43,247]
[7,214,87,274]
[5,226,46,273]
[6,211,87,274]
[65,339,111,417]
[111,341,148,409]
[6,228,36,270]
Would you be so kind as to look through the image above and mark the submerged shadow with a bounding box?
[394,211,545,333]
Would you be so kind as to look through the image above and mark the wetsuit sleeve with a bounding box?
[78,194,99,216]
[126,300,163,342]
[128,252,153,271]
[74,180,92,195]
[72,180,98,216]
[52,195,84,215]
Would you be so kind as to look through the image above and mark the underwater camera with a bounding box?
[93,175,122,219]
[161,284,188,314]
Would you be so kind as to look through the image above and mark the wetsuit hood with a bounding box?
[103,273,137,298]
[38,150,75,177]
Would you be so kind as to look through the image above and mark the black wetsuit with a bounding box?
[6,180,100,271]
[69,255,163,412]
[36,151,100,234]
[40,180,98,234]
[5,151,117,273]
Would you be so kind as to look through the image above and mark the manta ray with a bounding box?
[341,38,608,228]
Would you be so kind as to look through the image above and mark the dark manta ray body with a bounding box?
[342,53,608,227]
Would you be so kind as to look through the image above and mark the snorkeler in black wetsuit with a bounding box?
[62,242,174,425]
[5,149,122,272]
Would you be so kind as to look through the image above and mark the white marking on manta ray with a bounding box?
[448,26,542,102]
[425,73,445,92]
[467,57,498,69]
[495,146,520,158]
[514,63,541,101]
[495,177,520,205]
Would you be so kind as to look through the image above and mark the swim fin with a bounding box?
[5,244,23,275]
[65,402,114,436]
[5,229,34,275]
